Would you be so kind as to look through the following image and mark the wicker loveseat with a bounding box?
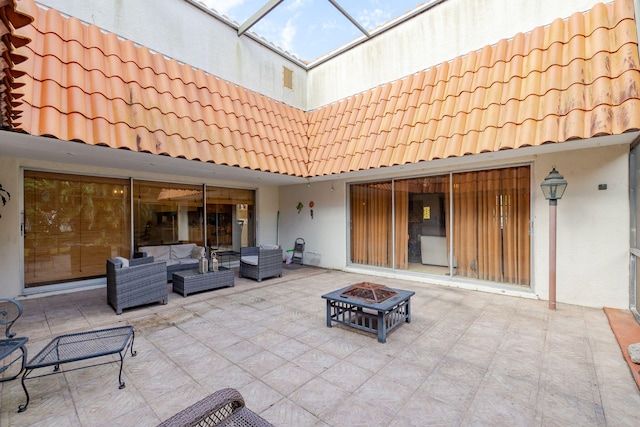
[239,245,283,282]
[137,243,205,281]
[106,256,168,314]
[157,388,273,427]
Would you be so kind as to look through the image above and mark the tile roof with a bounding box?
[5,0,640,178]
[307,0,640,176]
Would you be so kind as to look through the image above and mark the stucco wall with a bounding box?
[534,146,630,309]
[36,0,308,109]
[307,0,601,109]
[0,155,277,298]
[278,180,347,268]
[0,156,20,297]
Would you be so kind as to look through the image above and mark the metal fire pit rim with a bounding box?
[339,282,398,303]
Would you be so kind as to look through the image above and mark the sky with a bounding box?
[199,0,427,63]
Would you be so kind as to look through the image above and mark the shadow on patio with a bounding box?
[1,266,639,426]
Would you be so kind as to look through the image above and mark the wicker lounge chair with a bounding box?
[239,245,282,282]
[157,387,273,426]
[106,256,168,314]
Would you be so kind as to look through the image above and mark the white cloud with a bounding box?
[322,20,340,31]
[357,8,391,29]
[285,0,311,12]
[280,18,297,53]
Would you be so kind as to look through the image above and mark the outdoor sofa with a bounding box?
[239,244,283,282]
[137,243,205,281]
[106,256,168,314]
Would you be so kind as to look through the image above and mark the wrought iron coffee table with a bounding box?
[17,326,135,412]
[172,267,235,297]
[322,284,414,343]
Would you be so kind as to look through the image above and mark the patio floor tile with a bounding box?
[1,266,639,425]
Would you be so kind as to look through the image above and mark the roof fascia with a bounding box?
[327,0,370,38]
[238,0,283,36]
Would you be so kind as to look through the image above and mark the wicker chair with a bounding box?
[106,256,168,314]
[239,246,283,282]
[157,388,273,427]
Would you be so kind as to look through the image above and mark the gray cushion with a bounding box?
[241,255,259,266]
[113,256,129,268]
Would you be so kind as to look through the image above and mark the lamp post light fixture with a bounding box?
[540,166,568,310]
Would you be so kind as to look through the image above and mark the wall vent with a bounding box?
[283,67,293,89]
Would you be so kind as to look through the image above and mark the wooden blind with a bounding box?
[24,171,131,287]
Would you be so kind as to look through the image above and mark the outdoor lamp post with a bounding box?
[540,166,568,310]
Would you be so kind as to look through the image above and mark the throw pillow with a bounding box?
[259,244,279,250]
[191,246,205,260]
[113,256,129,268]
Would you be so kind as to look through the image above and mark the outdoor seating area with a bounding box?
[1,266,639,426]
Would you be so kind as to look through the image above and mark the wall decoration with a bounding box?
[296,201,304,214]
[309,201,314,219]
[0,183,10,219]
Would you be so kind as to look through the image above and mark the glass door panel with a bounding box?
[23,171,130,287]
[133,181,204,250]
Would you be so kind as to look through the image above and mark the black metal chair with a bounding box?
[0,298,28,383]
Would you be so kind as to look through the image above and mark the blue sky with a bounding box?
[200,0,426,62]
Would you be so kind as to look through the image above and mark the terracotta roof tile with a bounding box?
[4,0,640,178]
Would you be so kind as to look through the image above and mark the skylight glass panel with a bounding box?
[251,0,362,62]
[200,0,430,63]
[339,1,428,31]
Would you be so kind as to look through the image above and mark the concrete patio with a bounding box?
[1,266,639,426]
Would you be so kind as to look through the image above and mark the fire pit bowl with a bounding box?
[339,282,398,303]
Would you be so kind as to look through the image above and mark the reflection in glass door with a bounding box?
[205,186,255,252]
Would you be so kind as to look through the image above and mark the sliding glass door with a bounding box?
[452,167,530,285]
[23,171,130,287]
[133,181,204,249]
[205,186,255,251]
[24,171,256,289]
[349,166,531,287]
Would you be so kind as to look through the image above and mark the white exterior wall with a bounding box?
[36,0,308,109]
[0,157,21,298]
[533,146,630,309]
[278,180,347,268]
[307,0,601,109]
[0,156,278,298]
